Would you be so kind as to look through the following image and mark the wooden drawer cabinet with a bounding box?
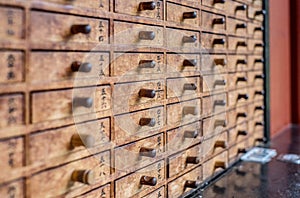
[0,51,24,84]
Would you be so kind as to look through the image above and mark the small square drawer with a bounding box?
[202,131,227,160]
[248,7,265,21]
[228,140,249,164]
[202,73,227,93]
[0,51,24,84]
[203,113,228,139]
[227,55,248,72]
[228,122,248,146]
[226,1,248,20]
[227,17,247,36]
[114,106,164,145]
[248,23,264,39]
[166,2,200,27]
[167,76,201,99]
[227,105,248,127]
[248,39,264,54]
[31,11,109,49]
[115,160,165,198]
[76,184,110,198]
[202,11,226,32]
[201,33,227,51]
[203,151,228,181]
[114,21,163,46]
[166,28,200,51]
[248,121,265,146]
[39,0,109,11]
[248,86,264,101]
[202,93,227,117]
[168,166,202,198]
[248,100,264,118]
[228,88,249,108]
[248,71,264,86]
[202,0,226,10]
[167,121,202,153]
[201,54,227,74]
[0,179,24,198]
[112,53,165,77]
[143,186,165,198]
[166,53,200,73]
[248,55,264,70]
[248,115,264,134]
[227,72,248,90]
[115,0,163,20]
[228,36,248,53]
[0,94,24,129]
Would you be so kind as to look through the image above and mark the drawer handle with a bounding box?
[183,11,197,19]
[213,38,225,45]
[139,118,156,127]
[139,147,157,158]
[236,23,247,29]
[237,130,248,136]
[73,97,93,108]
[184,130,199,138]
[183,83,197,91]
[235,5,247,11]
[183,59,198,67]
[255,105,265,111]
[139,89,156,98]
[236,112,247,118]
[238,148,247,154]
[213,18,225,25]
[214,100,226,106]
[139,31,155,40]
[254,26,264,32]
[140,176,157,186]
[255,90,264,96]
[237,94,249,100]
[184,180,200,189]
[214,0,226,4]
[214,79,226,86]
[236,76,248,83]
[255,43,264,48]
[182,35,197,43]
[214,120,227,128]
[255,10,266,16]
[138,1,156,11]
[186,156,200,164]
[214,58,227,66]
[71,170,95,185]
[236,41,247,47]
[139,60,156,68]
[255,121,264,126]
[236,59,247,65]
[70,134,95,148]
[254,58,264,63]
[214,140,227,148]
[71,61,92,73]
[71,24,91,35]
[255,137,267,143]
[183,106,198,116]
[214,161,226,169]
[255,74,265,79]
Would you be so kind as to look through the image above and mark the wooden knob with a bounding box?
[183,11,197,19]
[71,61,92,73]
[255,106,265,111]
[213,18,225,25]
[71,24,91,35]
[236,23,247,29]
[238,148,247,154]
[214,140,227,148]
[254,58,264,63]
[237,130,248,136]
[236,59,247,64]
[139,60,156,68]
[139,147,156,158]
[235,5,247,11]
[237,94,249,100]
[182,35,197,43]
[236,41,247,47]
[184,130,199,138]
[213,38,225,45]
[254,26,264,32]
[255,121,265,126]
[255,137,267,143]
[183,106,198,116]
[139,31,155,40]
[139,118,156,127]
[214,120,227,127]
[236,112,247,118]
[71,170,95,185]
[214,100,226,106]
[214,58,227,66]
[214,0,226,4]
[236,76,248,83]
[184,180,200,189]
[140,176,157,186]
[255,10,266,16]
[73,97,93,108]
[255,43,264,47]
[214,79,226,86]
[214,161,226,169]
[183,83,197,91]
[138,1,156,11]
[183,59,197,67]
[186,156,200,164]
[255,90,265,95]
[70,134,95,148]
[139,89,156,98]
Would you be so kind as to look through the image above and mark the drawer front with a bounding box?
[115,160,165,198]
[167,53,200,73]
[248,7,265,21]
[228,88,249,107]
[114,133,164,172]
[202,93,227,117]
[202,73,227,93]
[167,76,200,99]
[0,7,24,41]
[167,98,201,127]
[77,184,110,198]
[31,11,109,48]
[142,186,165,198]
[228,36,248,52]
[31,86,111,123]
[227,55,248,72]
[0,51,24,83]
[0,94,24,128]
[114,21,163,46]
[201,54,227,74]
[166,2,199,26]
[113,53,165,76]
[228,140,248,164]
[114,106,164,145]
[201,33,227,50]
[228,122,248,146]
[248,100,264,118]
[202,11,226,31]
[166,28,200,50]
[248,39,264,54]
[226,1,247,19]
[40,0,109,11]
[228,105,248,127]
[167,121,202,153]
[248,86,264,101]
[29,118,110,164]
[168,166,202,198]
[203,113,227,139]
[202,131,227,159]
[248,23,264,39]
[227,72,248,90]
[202,0,226,10]
[29,52,110,83]
[227,17,247,36]
[168,144,201,178]
[248,71,264,85]
[0,179,24,198]
[202,151,228,181]
[248,115,264,135]
[248,55,264,70]
[115,0,163,19]
[30,151,110,198]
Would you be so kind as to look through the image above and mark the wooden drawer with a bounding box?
[227,105,248,127]
[167,76,200,99]
[30,151,111,198]
[29,52,110,83]
[248,70,264,86]
[248,100,264,118]
[248,86,264,102]
[227,17,247,37]
[77,184,110,198]
[115,160,165,198]
[31,11,109,49]
[0,7,25,42]
[227,55,248,72]
[226,1,247,20]
[114,21,163,46]
[203,151,228,181]
[248,115,264,135]
[228,88,249,107]
[167,121,202,154]
[166,28,199,50]
[201,33,227,51]
[248,39,264,54]
[202,0,226,10]
[248,122,265,147]
[248,22,264,39]
[228,140,248,164]
[203,113,228,139]
[0,94,24,129]
[201,54,227,74]
[202,93,227,117]
[202,11,226,32]
[203,73,227,93]
[248,55,264,70]
[31,86,111,123]
[168,166,202,198]
[227,72,248,90]
[166,2,199,27]
[112,53,165,77]
[166,53,200,73]
[0,51,24,84]
[38,0,109,11]
[248,7,265,21]
[114,80,165,114]
[114,106,164,145]
[115,133,164,172]
[168,144,201,178]
[115,0,163,20]
[167,98,201,127]
[202,131,227,160]
[29,118,110,164]
[228,36,248,53]
[0,179,24,198]
[142,186,165,198]
[228,122,248,146]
